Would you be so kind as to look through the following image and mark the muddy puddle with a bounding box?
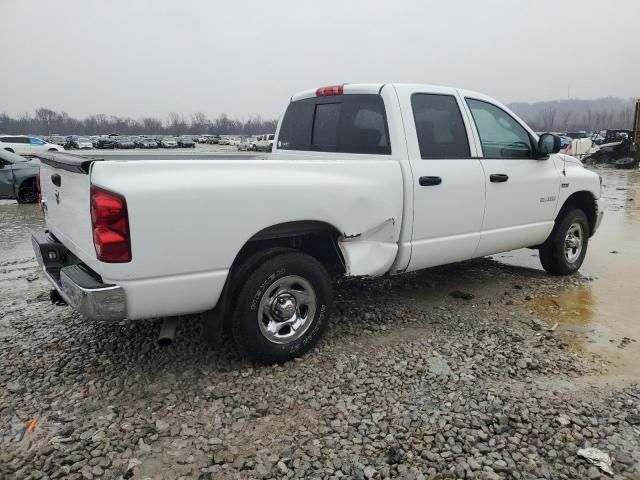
[0,200,44,262]
[494,168,640,378]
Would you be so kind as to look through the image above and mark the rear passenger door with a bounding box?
[463,97,560,255]
[395,87,486,271]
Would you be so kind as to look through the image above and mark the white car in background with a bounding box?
[0,135,64,155]
[254,133,275,152]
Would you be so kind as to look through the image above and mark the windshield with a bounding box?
[0,149,29,163]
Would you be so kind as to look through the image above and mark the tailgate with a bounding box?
[37,152,101,264]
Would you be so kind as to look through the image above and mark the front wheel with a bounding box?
[539,208,589,275]
[232,251,332,364]
[17,181,38,204]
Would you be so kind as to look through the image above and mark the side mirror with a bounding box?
[537,133,561,158]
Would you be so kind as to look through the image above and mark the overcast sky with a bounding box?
[1,0,638,121]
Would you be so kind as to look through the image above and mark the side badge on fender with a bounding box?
[54,190,60,205]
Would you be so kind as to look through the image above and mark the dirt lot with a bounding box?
[1,167,639,480]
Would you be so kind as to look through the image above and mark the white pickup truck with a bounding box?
[33,83,604,363]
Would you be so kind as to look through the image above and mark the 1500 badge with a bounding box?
[540,195,556,203]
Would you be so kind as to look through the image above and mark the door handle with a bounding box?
[489,174,509,183]
[419,176,442,186]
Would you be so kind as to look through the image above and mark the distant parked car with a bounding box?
[161,137,179,148]
[207,135,219,144]
[566,131,588,139]
[0,135,63,155]
[254,134,275,152]
[0,149,40,203]
[95,137,117,149]
[72,136,94,149]
[135,137,158,149]
[238,136,257,151]
[558,136,572,151]
[178,136,196,148]
[48,136,67,147]
[115,137,136,149]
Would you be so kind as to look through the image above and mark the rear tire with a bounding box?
[539,208,589,275]
[231,251,332,364]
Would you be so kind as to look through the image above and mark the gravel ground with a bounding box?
[2,251,639,480]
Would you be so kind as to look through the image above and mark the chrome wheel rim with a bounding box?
[257,275,316,344]
[564,222,583,263]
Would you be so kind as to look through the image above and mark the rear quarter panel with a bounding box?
[90,158,403,318]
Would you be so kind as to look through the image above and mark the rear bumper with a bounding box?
[32,231,127,321]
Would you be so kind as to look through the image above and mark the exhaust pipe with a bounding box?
[158,317,178,347]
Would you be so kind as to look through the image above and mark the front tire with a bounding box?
[231,251,332,364]
[17,181,38,204]
[539,208,589,275]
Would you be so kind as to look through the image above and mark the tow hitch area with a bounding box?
[50,289,67,306]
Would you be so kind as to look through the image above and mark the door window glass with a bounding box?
[411,94,470,159]
[466,99,532,159]
[29,137,45,145]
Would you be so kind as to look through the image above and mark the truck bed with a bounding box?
[36,151,268,172]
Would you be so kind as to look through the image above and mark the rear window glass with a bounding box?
[411,94,470,159]
[278,94,390,155]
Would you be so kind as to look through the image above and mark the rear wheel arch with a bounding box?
[233,221,346,277]
[204,221,344,352]
[218,221,345,325]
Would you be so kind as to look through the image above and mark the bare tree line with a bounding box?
[2,97,636,137]
[509,97,636,132]
[0,108,278,136]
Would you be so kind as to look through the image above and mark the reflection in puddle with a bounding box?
[0,201,45,261]
[530,287,594,325]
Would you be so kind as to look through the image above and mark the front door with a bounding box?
[463,98,560,256]
[396,87,486,272]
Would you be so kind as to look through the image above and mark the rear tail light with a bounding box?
[90,185,131,262]
[315,84,344,97]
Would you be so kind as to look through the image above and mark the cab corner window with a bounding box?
[411,94,470,159]
[466,98,532,159]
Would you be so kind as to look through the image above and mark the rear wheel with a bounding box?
[539,208,589,275]
[231,251,332,364]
